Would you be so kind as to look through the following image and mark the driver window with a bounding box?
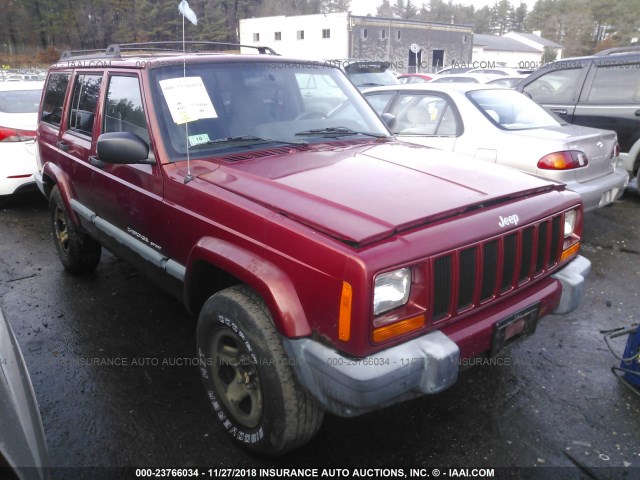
[103,75,150,145]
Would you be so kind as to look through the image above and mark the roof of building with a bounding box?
[473,34,540,53]
[507,32,563,49]
[351,15,473,30]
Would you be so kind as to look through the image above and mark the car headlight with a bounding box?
[373,268,411,316]
[564,209,577,238]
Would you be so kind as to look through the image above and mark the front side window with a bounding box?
[68,74,103,136]
[364,92,395,115]
[41,73,70,126]
[468,89,563,130]
[103,75,150,144]
[390,93,459,135]
[523,68,583,103]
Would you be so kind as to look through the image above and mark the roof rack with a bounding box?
[595,45,640,56]
[59,41,278,61]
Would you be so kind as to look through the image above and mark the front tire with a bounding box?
[49,186,101,274]
[196,285,324,455]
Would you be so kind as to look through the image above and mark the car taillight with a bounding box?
[537,151,588,170]
[612,142,620,159]
[0,126,36,142]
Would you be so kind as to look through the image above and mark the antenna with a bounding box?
[182,7,193,184]
[178,0,198,184]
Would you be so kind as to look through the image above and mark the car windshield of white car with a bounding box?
[0,90,42,113]
[149,61,389,160]
[467,89,564,131]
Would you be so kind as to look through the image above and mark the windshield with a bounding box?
[467,89,564,130]
[0,89,42,113]
[150,61,389,160]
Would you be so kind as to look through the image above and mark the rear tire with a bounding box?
[49,186,101,274]
[196,285,324,455]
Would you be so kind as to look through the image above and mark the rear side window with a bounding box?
[103,75,150,144]
[523,68,583,103]
[68,74,103,136]
[587,63,640,103]
[41,73,70,126]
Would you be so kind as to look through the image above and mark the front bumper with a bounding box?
[550,254,591,314]
[284,329,459,417]
[284,255,591,417]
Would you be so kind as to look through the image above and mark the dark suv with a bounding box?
[36,42,590,455]
[517,46,640,182]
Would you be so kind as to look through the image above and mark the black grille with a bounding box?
[433,256,452,320]
[431,214,563,321]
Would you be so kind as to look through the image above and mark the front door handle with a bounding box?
[634,109,640,117]
[89,155,106,169]
[551,108,568,115]
[56,141,69,152]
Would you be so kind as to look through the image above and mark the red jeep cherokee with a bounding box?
[35,43,590,455]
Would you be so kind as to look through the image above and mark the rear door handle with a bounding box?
[551,108,568,115]
[634,109,640,117]
[56,141,69,152]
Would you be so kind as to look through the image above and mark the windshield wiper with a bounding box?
[189,135,306,149]
[294,127,386,138]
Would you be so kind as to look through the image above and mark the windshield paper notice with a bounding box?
[159,77,218,124]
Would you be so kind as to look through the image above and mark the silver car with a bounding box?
[0,308,48,480]
[364,84,629,212]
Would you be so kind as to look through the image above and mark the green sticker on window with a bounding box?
[188,133,210,147]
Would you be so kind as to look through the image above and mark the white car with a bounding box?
[429,73,499,84]
[486,75,528,88]
[468,67,534,76]
[363,83,629,212]
[0,81,44,201]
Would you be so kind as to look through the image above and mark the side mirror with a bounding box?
[381,113,396,131]
[96,132,152,165]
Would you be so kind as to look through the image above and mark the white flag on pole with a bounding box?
[179,0,198,25]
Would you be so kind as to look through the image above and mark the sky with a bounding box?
[348,0,539,17]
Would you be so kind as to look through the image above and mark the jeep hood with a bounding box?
[199,142,562,245]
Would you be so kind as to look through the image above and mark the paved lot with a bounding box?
[1,187,639,479]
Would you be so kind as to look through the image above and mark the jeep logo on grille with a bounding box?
[498,214,519,228]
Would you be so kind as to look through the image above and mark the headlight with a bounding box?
[373,268,411,316]
[564,209,577,238]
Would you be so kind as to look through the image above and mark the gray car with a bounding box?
[364,83,629,212]
[0,308,48,480]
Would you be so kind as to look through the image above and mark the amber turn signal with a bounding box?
[338,282,352,341]
[561,242,580,261]
[373,314,425,343]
